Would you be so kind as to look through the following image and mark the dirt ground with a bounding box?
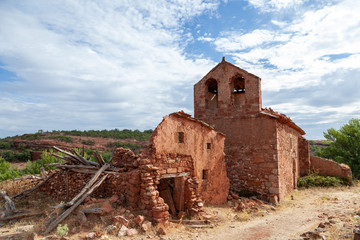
[1,185,360,240]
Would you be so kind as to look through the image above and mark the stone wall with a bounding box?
[276,122,300,200]
[298,136,310,176]
[40,170,140,208]
[310,155,352,182]
[149,112,229,204]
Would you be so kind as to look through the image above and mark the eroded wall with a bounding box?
[310,155,352,182]
[276,122,301,200]
[149,113,229,204]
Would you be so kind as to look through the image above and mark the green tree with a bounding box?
[318,119,360,178]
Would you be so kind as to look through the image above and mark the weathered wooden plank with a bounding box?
[64,163,109,207]
[1,191,15,216]
[160,172,190,179]
[44,174,107,234]
[0,212,44,221]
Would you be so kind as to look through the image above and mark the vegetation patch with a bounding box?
[48,135,73,143]
[81,139,96,145]
[297,173,350,188]
[106,141,145,153]
[0,150,62,182]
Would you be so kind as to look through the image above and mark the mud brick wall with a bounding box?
[40,170,141,208]
[112,147,139,169]
[276,122,301,200]
[310,156,352,182]
[149,113,229,204]
[298,136,310,176]
[201,115,278,199]
[137,159,170,225]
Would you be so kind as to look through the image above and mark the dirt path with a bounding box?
[1,186,359,240]
[168,186,360,240]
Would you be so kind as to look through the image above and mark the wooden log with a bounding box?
[68,168,124,175]
[0,212,44,222]
[94,152,105,166]
[44,174,108,234]
[1,191,15,216]
[186,224,214,228]
[72,149,99,167]
[169,219,211,224]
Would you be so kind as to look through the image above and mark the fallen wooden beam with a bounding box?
[1,191,15,216]
[44,174,108,235]
[169,219,211,224]
[0,212,44,222]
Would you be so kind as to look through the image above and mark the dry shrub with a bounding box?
[0,177,40,196]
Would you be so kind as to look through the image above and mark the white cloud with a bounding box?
[247,0,307,12]
[0,0,220,137]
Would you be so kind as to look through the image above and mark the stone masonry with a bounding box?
[194,58,351,201]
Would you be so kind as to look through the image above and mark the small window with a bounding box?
[233,76,245,94]
[206,143,211,149]
[202,169,208,180]
[178,132,184,143]
[207,79,218,94]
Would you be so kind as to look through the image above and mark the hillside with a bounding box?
[0,129,153,163]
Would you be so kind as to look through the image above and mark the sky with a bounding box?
[0,0,359,140]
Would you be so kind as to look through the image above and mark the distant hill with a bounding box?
[0,129,153,162]
[309,140,331,156]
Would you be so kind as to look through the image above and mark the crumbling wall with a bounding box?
[298,136,310,176]
[112,147,139,169]
[276,122,300,200]
[40,170,141,208]
[201,115,277,199]
[149,113,229,204]
[310,155,352,182]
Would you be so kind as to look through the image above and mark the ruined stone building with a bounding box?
[194,58,351,202]
[42,112,229,225]
[41,58,351,226]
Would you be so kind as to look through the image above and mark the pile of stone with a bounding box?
[228,191,267,212]
[138,158,170,225]
[185,177,204,215]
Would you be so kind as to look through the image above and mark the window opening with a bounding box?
[206,143,211,149]
[178,132,184,143]
[233,77,245,94]
[202,169,209,180]
[206,78,218,109]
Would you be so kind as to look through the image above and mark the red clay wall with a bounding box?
[40,170,141,208]
[276,122,301,200]
[298,137,310,176]
[310,155,352,182]
[149,113,229,204]
[194,61,262,118]
[194,114,278,199]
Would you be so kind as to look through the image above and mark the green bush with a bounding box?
[60,129,153,141]
[23,149,62,175]
[21,133,42,140]
[81,139,95,145]
[297,173,350,188]
[1,150,15,162]
[14,150,31,162]
[49,135,73,143]
[0,140,13,149]
[0,157,21,181]
[56,224,69,237]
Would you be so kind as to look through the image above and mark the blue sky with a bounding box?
[0,0,359,139]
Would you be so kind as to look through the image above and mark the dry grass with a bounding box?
[0,177,40,196]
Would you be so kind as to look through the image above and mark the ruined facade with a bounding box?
[42,112,229,225]
[194,58,309,201]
